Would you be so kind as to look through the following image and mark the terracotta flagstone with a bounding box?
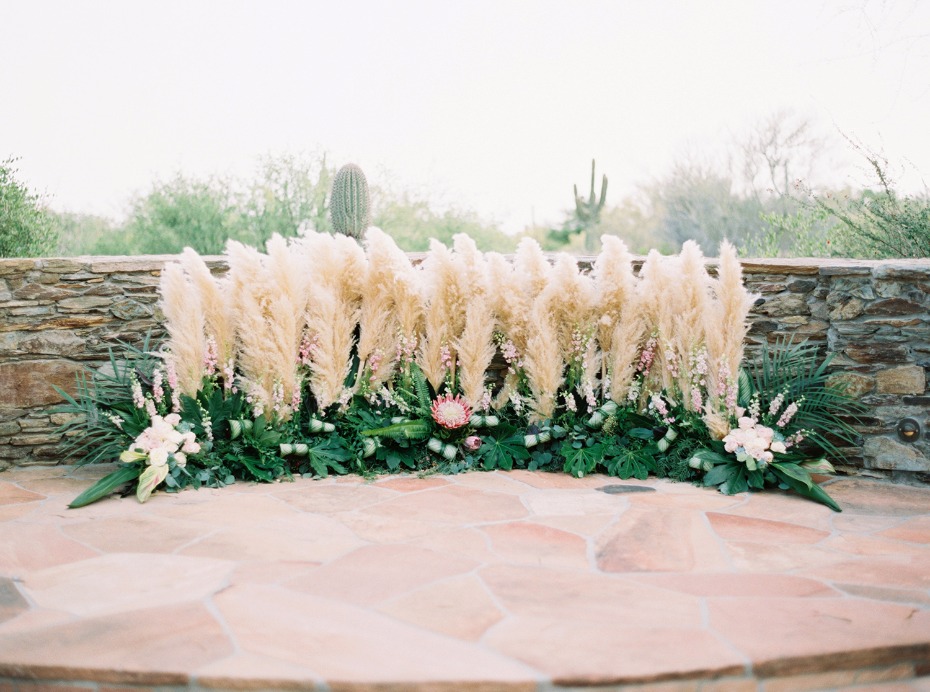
[0,466,929,690]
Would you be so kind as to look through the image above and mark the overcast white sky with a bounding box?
[2,0,929,232]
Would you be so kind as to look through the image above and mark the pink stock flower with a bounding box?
[637,337,658,375]
[131,377,145,409]
[440,344,454,371]
[151,368,164,404]
[777,401,800,428]
[297,332,318,366]
[431,393,472,430]
[204,336,219,377]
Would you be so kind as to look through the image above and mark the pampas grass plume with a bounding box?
[159,262,206,396]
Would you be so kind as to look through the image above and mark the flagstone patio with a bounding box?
[1,465,929,691]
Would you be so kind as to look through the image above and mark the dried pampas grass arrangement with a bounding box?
[159,262,206,397]
[159,230,753,429]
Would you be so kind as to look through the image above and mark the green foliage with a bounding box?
[53,212,120,255]
[748,205,837,258]
[248,152,333,239]
[813,156,930,258]
[475,425,529,471]
[0,157,58,257]
[605,446,655,480]
[746,337,863,461]
[296,435,352,478]
[360,420,431,440]
[372,188,516,252]
[53,153,515,256]
[68,464,141,509]
[330,163,371,238]
[223,415,288,483]
[63,324,848,511]
[52,334,162,465]
[181,381,246,443]
[59,153,334,256]
[123,174,248,255]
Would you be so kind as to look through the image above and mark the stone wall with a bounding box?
[1,255,928,480]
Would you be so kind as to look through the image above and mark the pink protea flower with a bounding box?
[431,393,472,430]
[463,435,482,451]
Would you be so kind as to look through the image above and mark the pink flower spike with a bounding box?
[430,393,472,430]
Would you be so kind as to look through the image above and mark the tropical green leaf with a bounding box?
[360,419,431,440]
[703,462,734,487]
[606,447,654,480]
[137,464,170,503]
[771,461,813,489]
[302,436,351,477]
[69,464,141,508]
[771,466,842,512]
[560,440,605,478]
[478,428,530,471]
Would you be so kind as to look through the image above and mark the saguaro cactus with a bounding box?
[572,159,608,252]
[574,159,608,227]
[330,163,371,239]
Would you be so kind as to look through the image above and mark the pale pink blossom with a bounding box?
[777,402,799,428]
[151,368,164,404]
[148,447,169,467]
[131,377,145,409]
[203,335,219,377]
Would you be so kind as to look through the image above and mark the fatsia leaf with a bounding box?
[479,431,530,471]
[606,447,653,480]
[305,436,351,477]
[560,440,605,478]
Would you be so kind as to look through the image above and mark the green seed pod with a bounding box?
[657,427,678,453]
[361,437,378,458]
[229,419,253,440]
[471,414,499,428]
[587,401,619,429]
[308,418,335,433]
[587,410,606,429]
[524,430,552,448]
[330,163,371,239]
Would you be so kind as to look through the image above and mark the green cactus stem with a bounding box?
[574,159,608,226]
[330,163,371,239]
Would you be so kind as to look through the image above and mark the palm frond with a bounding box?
[744,336,864,462]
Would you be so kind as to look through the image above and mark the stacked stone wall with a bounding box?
[0,255,927,480]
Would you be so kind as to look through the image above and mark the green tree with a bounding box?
[812,151,930,258]
[0,157,58,257]
[372,188,516,252]
[53,153,516,256]
[244,152,333,241]
[54,211,120,255]
[123,174,250,255]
